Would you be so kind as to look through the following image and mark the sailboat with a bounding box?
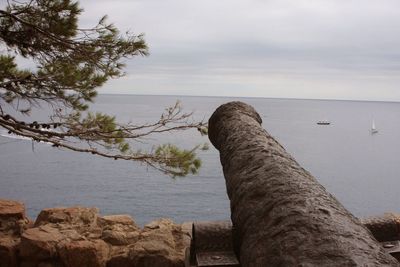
[371,119,378,134]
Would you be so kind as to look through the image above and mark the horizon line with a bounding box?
[97,93,400,104]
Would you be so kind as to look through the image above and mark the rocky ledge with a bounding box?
[0,199,191,267]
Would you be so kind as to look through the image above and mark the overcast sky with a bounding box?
[6,0,400,101]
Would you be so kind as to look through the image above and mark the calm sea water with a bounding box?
[1,95,400,225]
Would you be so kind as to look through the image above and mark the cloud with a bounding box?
[2,0,400,100]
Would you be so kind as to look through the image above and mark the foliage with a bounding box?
[0,0,206,177]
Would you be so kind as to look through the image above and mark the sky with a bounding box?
[5,0,400,101]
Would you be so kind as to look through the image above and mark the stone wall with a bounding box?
[2,197,400,266]
[0,199,190,267]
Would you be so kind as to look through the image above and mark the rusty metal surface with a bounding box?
[196,251,240,267]
[193,221,234,252]
[188,221,240,267]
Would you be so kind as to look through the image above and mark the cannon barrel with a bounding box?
[208,101,399,266]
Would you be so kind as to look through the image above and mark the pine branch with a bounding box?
[0,0,205,176]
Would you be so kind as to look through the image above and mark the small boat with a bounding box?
[371,119,378,134]
[317,120,330,125]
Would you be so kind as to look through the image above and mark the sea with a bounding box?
[1,94,400,226]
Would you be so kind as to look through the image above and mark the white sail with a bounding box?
[371,119,378,134]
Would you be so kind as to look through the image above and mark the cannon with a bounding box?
[208,101,399,266]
